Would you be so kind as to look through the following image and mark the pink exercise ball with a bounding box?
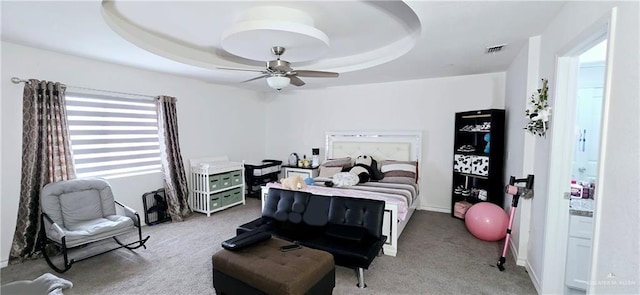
[464,202,509,241]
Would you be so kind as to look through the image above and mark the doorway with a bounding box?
[542,9,615,294]
[564,39,607,294]
[572,40,607,184]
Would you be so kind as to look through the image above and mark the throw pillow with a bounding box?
[319,166,342,178]
[379,160,418,184]
[321,157,353,170]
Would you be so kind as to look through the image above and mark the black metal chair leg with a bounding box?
[41,238,73,273]
[113,235,150,250]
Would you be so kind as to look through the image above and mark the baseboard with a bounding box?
[508,238,527,266]
[526,260,541,294]
[1,259,8,268]
[420,205,450,214]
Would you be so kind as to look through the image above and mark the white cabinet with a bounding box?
[283,166,318,179]
[565,213,593,291]
[189,157,245,216]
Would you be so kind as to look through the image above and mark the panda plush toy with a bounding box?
[350,155,384,183]
[324,155,384,187]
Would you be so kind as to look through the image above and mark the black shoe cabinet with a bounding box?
[451,109,505,219]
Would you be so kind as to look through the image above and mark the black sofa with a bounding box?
[237,188,387,288]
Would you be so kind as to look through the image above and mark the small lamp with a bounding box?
[266,75,290,90]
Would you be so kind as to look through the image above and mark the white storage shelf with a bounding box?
[189,157,245,216]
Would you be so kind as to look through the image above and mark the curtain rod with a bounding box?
[10,76,156,99]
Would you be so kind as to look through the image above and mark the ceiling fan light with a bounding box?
[266,76,290,90]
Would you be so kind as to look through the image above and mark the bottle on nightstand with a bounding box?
[312,148,320,167]
[303,155,310,168]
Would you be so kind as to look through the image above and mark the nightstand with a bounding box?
[283,165,319,179]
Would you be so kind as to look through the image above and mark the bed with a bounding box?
[261,131,422,257]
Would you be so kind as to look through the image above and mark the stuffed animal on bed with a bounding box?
[280,175,307,190]
[350,155,384,183]
[325,155,384,187]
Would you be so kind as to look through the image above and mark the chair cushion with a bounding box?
[48,215,135,248]
[60,189,104,229]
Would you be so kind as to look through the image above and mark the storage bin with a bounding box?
[454,154,472,173]
[454,201,472,219]
[219,191,233,207]
[210,193,223,210]
[471,156,490,176]
[230,187,243,204]
[219,172,232,189]
[223,187,243,207]
[230,170,242,186]
[208,174,221,191]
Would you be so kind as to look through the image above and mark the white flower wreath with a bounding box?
[525,78,551,137]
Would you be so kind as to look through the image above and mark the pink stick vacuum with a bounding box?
[497,175,534,271]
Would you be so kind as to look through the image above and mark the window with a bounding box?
[66,92,161,179]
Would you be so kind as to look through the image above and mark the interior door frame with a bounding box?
[542,8,616,294]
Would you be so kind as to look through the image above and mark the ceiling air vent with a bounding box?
[486,44,507,54]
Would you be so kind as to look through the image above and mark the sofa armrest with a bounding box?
[221,230,271,251]
[237,217,271,235]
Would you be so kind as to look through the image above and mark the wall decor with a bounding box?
[525,78,551,137]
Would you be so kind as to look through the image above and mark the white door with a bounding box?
[572,59,606,182]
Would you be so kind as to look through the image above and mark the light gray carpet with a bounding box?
[1,198,536,294]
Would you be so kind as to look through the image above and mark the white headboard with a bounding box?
[325,131,422,163]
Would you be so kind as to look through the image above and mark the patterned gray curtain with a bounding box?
[9,80,76,264]
[156,95,191,221]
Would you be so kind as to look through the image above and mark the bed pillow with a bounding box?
[379,160,418,184]
[319,166,343,178]
[321,157,352,170]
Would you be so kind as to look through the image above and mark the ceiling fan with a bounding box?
[217,46,339,90]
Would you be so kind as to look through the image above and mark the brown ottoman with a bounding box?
[212,237,335,295]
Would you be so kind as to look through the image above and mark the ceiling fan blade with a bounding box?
[294,70,339,78]
[241,74,269,83]
[289,75,306,87]
[217,66,266,73]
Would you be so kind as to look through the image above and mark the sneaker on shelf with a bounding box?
[457,145,476,152]
[477,189,488,201]
[481,122,491,131]
[458,125,473,131]
[454,185,464,195]
[461,189,471,197]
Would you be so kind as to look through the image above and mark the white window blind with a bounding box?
[66,92,161,179]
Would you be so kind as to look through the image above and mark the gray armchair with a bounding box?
[39,177,150,273]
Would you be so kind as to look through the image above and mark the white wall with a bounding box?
[264,73,506,212]
[0,42,266,265]
[526,2,639,294]
[503,36,540,268]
